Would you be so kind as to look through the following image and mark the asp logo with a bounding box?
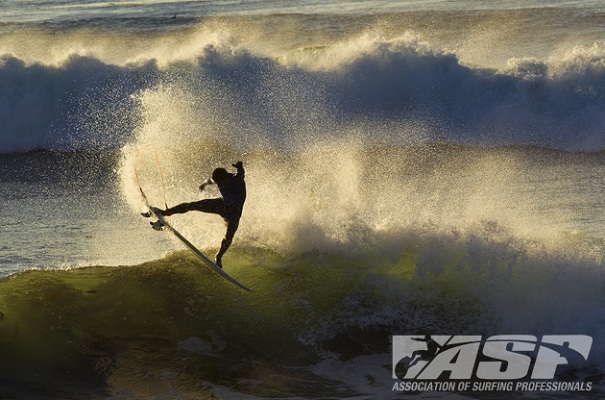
[392,335,592,380]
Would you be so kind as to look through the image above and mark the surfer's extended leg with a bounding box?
[163,198,224,216]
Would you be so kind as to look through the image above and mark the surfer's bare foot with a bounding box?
[215,256,223,268]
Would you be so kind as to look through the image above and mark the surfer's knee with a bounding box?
[224,219,239,239]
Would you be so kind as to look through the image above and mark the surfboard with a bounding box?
[139,189,252,291]
[145,206,252,291]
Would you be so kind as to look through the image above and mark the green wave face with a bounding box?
[2,230,602,398]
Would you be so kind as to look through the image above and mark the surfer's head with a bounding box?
[212,168,229,184]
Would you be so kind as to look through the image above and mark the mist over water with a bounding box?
[105,25,605,251]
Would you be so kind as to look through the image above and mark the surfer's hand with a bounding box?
[199,183,206,191]
[233,161,243,169]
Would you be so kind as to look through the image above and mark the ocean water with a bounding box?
[2,0,605,399]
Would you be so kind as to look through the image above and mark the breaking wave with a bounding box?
[2,30,605,154]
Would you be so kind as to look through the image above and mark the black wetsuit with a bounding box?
[164,163,246,266]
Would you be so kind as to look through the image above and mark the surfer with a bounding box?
[157,161,246,268]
